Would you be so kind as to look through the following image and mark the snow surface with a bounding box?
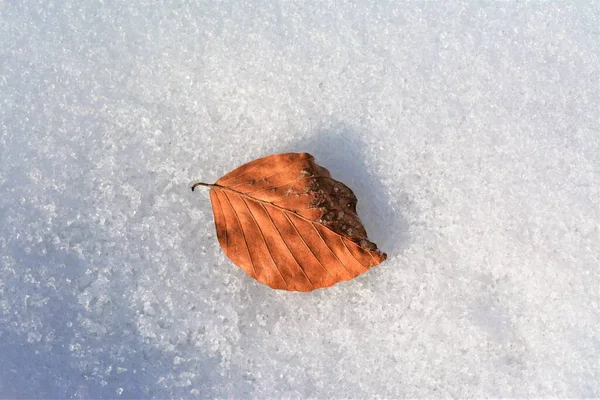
[1,1,599,398]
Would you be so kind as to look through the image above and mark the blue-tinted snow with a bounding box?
[0,1,598,398]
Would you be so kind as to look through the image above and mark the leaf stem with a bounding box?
[191,181,213,191]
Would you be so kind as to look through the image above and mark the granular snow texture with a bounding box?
[0,1,598,398]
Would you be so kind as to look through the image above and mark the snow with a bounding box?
[1,1,599,398]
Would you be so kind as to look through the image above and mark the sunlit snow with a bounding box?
[1,1,598,398]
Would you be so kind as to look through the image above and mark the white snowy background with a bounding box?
[1,1,599,398]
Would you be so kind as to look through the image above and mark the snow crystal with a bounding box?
[0,1,598,398]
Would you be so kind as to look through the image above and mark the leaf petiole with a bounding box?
[191,181,213,191]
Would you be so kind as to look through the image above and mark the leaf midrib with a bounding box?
[210,182,373,253]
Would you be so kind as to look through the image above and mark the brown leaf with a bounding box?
[192,152,386,292]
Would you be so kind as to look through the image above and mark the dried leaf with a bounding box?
[192,152,386,292]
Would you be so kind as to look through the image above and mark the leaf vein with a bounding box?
[283,212,334,281]
[213,184,373,253]
[221,191,257,279]
[340,237,368,272]
[212,190,229,253]
[229,158,309,189]
[261,204,314,290]
[310,222,352,277]
[217,156,272,185]
[246,176,358,200]
[238,195,289,290]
